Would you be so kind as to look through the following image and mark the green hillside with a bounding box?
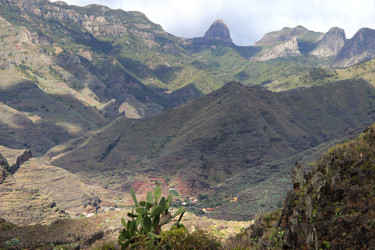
[46,79,375,218]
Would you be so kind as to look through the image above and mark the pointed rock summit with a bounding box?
[333,27,375,68]
[203,19,232,43]
[310,27,346,57]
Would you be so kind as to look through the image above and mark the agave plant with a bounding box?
[118,186,185,249]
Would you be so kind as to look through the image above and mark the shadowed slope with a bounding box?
[47,80,375,195]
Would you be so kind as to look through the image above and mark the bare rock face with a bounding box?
[255,25,321,46]
[332,28,375,68]
[203,19,233,43]
[255,37,301,61]
[310,27,346,57]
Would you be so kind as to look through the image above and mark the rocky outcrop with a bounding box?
[0,153,9,184]
[332,27,375,67]
[8,150,32,174]
[203,19,233,43]
[0,146,32,174]
[255,37,301,61]
[277,125,375,249]
[255,25,322,47]
[310,27,346,57]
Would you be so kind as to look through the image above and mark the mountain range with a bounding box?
[1,0,375,246]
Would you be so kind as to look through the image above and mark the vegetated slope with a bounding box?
[254,25,323,54]
[265,58,375,92]
[46,80,375,198]
[0,0,203,126]
[249,124,375,249]
[0,0,355,123]
[0,101,69,155]
[211,133,359,220]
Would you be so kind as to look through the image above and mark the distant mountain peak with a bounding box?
[310,27,346,57]
[203,19,233,43]
[255,25,323,47]
[332,27,375,67]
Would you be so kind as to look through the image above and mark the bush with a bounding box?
[182,229,221,249]
[160,227,221,250]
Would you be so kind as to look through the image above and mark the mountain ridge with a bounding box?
[45,79,375,218]
[333,27,375,68]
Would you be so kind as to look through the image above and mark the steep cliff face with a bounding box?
[332,28,375,68]
[310,27,346,57]
[278,125,375,249]
[203,19,233,43]
[255,37,301,61]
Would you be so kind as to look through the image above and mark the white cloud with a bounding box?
[52,0,375,45]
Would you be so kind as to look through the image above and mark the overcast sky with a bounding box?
[52,0,375,46]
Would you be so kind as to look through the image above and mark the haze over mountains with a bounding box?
[1,0,375,247]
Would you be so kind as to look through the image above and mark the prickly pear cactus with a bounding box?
[118,187,185,249]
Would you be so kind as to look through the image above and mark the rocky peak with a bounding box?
[310,27,346,57]
[255,25,322,46]
[203,19,233,43]
[332,27,375,67]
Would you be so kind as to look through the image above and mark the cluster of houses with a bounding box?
[95,176,239,215]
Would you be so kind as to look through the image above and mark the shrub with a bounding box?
[182,229,221,249]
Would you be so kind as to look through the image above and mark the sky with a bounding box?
[52,0,375,46]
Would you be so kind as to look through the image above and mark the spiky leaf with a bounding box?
[139,201,153,207]
[121,230,132,239]
[136,215,142,226]
[147,191,153,203]
[130,220,136,235]
[172,207,185,218]
[121,218,127,227]
[159,197,166,211]
[151,206,162,217]
[165,195,172,209]
[130,188,139,207]
[136,207,146,215]
[152,215,160,230]
[143,216,152,232]
[119,233,127,241]
[154,186,162,202]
